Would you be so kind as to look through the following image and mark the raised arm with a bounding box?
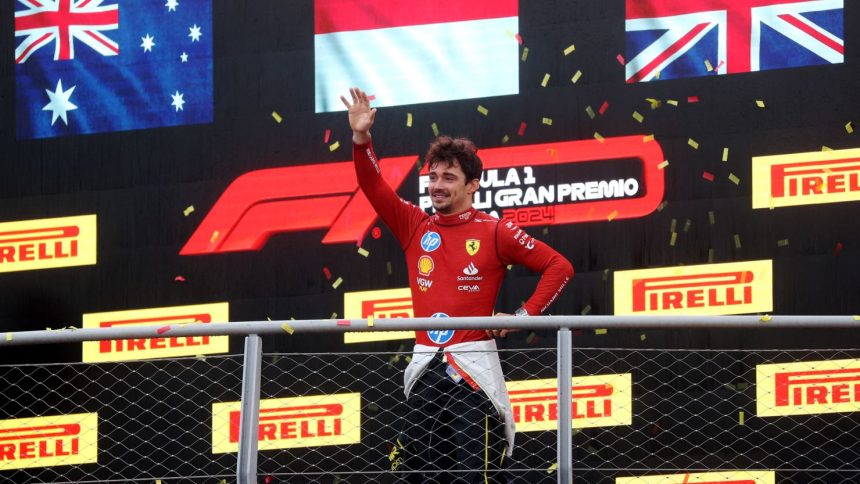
[341,87,376,145]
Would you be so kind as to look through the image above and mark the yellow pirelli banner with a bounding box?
[616,470,775,483]
[614,260,773,316]
[343,288,415,344]
[752,147,860,209]
[82,302,230,363]
[212,393,361,453]
[507,374,632,431]
[0,215,96,273]
[757,358,860,418]
[0,413,98,471]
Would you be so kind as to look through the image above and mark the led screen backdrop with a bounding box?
[1,1,859,361]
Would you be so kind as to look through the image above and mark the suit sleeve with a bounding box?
[496,220,574,315]
[353,141,427,248]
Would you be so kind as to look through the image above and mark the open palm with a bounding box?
[340,87,377,135]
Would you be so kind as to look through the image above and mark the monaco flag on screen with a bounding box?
[624,0,844,83]
[314,0,519,113]
[15,0,213,139]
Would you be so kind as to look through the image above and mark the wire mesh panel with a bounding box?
[0,356,244,484]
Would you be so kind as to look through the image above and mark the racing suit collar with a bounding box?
[433,207,476,226]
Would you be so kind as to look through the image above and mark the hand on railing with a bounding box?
[485,312,521,338]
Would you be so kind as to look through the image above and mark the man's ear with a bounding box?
[467,178,480,196]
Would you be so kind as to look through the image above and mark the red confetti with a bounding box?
[616,53,625,65]
[702,171,715,181]
[714,60,724,72]
[517,121,527,136]
[156,325,171,335]
[515,33,523,45]
[337,319,351,327]
[833,242,844,256]
[174,275,186,282]
[687,95,700,103]
[598,101,609,115]
[323,267,332,280]
[264,476,273,484]
[572,329,583,337]
[367,95,376,101]
[323,129,331,143]
[371,227,382,239]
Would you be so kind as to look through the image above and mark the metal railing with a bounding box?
[2,315,859,483]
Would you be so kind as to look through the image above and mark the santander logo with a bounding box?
[463,262,479,276]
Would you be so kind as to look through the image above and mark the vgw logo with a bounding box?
[181,136,664,255]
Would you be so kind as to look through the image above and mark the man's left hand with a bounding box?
[485,312,520,338]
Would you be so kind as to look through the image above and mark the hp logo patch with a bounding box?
[427,312,453,344]
[420,232,442,252]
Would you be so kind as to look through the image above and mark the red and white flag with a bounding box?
[314,0,519,112]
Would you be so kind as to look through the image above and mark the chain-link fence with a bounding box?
[2,330,860,483]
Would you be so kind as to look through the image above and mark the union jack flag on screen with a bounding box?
[15,0,213,139]
[625,0,844,83]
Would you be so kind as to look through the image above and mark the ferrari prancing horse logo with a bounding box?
[466,239,480,256]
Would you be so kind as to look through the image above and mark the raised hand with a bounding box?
[340,87,376,144]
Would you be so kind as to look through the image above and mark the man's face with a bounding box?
[428,159,479,214]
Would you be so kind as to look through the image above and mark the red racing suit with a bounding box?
[353,141,573,346]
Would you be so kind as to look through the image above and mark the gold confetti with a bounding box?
[357,247,369,257]
[777,239,789,247]
[542,227,549,235]
[722,147,729,162]
[708,211,715,225]
[594,132,604,143]
[477,105,489,116]
[330,312,337,319]
[581,305,592,315]
[658,160,669,170]
[603,268,609,281]
[585,106,595,119]
[210,230,220,243]
[281,323,294,335]
[367,315,375,327]
[822,145,833,151]
[541,73,550,87]
[183,205,195,216]
[607,210,618,221]
[760,314,771,322]
[521,47,529,62]
[640,334,646,341]
[846,121,854,134]
[704,59,713,71]
[708,248,714,263]
[506,264,512,270]
[571,70,583,84]
[501,135,510,144]
[547,463,558,474]
[632,111,644,123]
[332,277,343,289]
[645,98,661,110]
[406,113,413,127]
[219,480,227,484]
[739,411,745,425]
[728,173,740,185]
[386,261,393,275]
[5,333,11,342]
[853,315,860,321]
[657,201,668,212]
[542,117,553,126]
[654,70,661,79]
[329,141,340,152]
[666,100,679,107]
[595,328,607,335]
[688,138,699,149]
[271,111,282,123]
[431,123,439,137]
[564,44,576,55]
[670,219,677,233]
[734,234,742,249]
[683,219,692,232]
[755,100,766,108]
[670,232,678,246]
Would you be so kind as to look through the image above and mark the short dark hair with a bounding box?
[424,136,483,184]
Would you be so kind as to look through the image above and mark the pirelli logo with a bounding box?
[616,470,775,483]
[212,393,361,453]
[343,288,415,344]
[0,215,96,273]
[0,413,98,471]
[506,374,632,432]
[757,358,860,417]
[752,147,860,209]
[614,260,773,316]
[82,303,229,363]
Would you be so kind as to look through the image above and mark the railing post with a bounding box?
[557,328,572,484]
[237,334,262,484]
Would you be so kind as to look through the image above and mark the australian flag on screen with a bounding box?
[624,0,844,83]
[15,0,213,140]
